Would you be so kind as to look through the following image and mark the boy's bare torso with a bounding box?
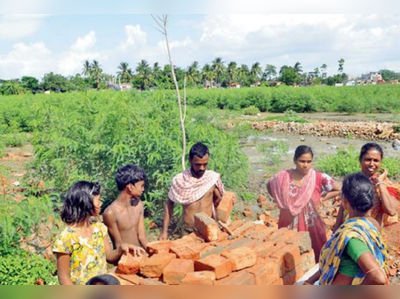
[104,201,143,247]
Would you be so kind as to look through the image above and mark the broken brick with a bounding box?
[195,254,233,280]
[180,271,216,285]
[217,191,236,223]
[270,243,301,275]
[140,253,176,278]
[170,242,209,260]
[163,259,194,285]
[233,222,256,236]
[194,213,220,242]
[221,247,257,271]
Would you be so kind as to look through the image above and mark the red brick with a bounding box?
[221,247,257,271]
[194,213,220,242]
[255,241,284,259]
[146,241,173,256]
[140,253,176,278]
[216,271,256,285]
[232,222,256,236]
[285,231,313,254]
[226,237,258,251]
[170,242,209,260]
[163,259,194,285]
[269,228,298,243]
[271,278,284,285]
[247,258,281,285]
[228,220,244,231]
[180,271,216,285]
[244,227,275,241]
[200,246,226,259]
[195,254,233,280]
[217,191,236,223]
[117,253,146,275]
[270,243,301,275]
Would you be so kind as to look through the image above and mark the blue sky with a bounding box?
[0,14,399,80]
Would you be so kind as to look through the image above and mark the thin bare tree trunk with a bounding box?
[152,15,187,171]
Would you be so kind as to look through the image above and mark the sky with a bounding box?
[0,14,399,80]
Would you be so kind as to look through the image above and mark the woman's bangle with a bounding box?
[375,181,386,187]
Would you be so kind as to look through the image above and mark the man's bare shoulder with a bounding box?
[103,203,118,219]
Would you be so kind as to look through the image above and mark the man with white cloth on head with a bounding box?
[159,142,225,240]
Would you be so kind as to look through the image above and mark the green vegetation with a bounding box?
[243,106,260,116]
[0,253,58,285]
[257,140,289,167]
[317,147,400,179]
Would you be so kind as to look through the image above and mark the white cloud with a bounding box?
[2,0,52,13]
[58,31,102,76]
[119,25,147,50]
[0,15,48,40]
[0,42,52,79]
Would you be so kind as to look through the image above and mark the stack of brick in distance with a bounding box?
[113,192,315,285]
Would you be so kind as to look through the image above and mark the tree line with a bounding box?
[1,57,399,95]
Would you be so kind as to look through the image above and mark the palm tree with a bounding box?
[186,61,200,87]
[314,67,320,78]
[136,59,153,90]
[237,64,250,86]
[90,60,103,89]
[211,57,225,86]
[263,64,277,81]
[227,61,237,86]
[117,62,133,84]
[250,62,263,85]
[82,60,92,77]
[294,62,303,74]
[201,64,216,87]
[338,59,345,74]
[152,62,162,83]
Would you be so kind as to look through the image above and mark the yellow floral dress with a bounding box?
[53,222,108,285]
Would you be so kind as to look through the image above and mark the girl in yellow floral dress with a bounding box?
[53,181,144,285]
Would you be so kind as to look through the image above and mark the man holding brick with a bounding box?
[160,142,225,240]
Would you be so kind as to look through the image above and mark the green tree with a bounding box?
[211,57,225,86]
[186,61,201,87]
[237,64,250,86]
[338,58,345,74]
[41,72,71,92]
[21,76,39,93]
[0,80,27,95]
[117,62,133,84]
[294,62,303,75]
[90,60,103,90]
[279,66,297,86]
[321,63,328,78]
[82,60,92,77]
[69,74,90,91]
[250,62,263,85]
[379,69,400,81]
[263,64,277,81]
[135,59,153,90]
[201,64,215,86]
[226,61,238,86]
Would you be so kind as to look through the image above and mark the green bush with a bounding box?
[2,133,27,147]
[28,91,249,222]
[0,252,58,285]
[0,140,5,158]
[317,147,400,179]
[243,106,260,116]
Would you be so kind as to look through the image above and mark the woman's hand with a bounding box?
[370,169,388,185]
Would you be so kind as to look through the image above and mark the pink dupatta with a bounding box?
[269,169,317,216]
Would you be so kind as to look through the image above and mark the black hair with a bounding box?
[86,274,121,285]
[359,143,384,162]
[294,145,314,161]
[189,142,209,160]
[342,172,376,214]
[115,164,148,191]
[61,181,101,225]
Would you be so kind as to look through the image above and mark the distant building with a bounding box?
[361,72,383,83]
[228,82,241,89]
[120,83,132,91]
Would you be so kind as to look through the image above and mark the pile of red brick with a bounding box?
[113,192,316,285]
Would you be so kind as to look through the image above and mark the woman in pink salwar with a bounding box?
[267,146,341,262]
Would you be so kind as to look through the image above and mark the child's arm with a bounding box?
[103,208,123,249]
[56,253,73,285]
[160,200,174,240]
[138,203,148,248]
[103,236,145,264]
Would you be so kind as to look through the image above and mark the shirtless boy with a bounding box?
[104,164,148,249]
[160,142,224,240]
